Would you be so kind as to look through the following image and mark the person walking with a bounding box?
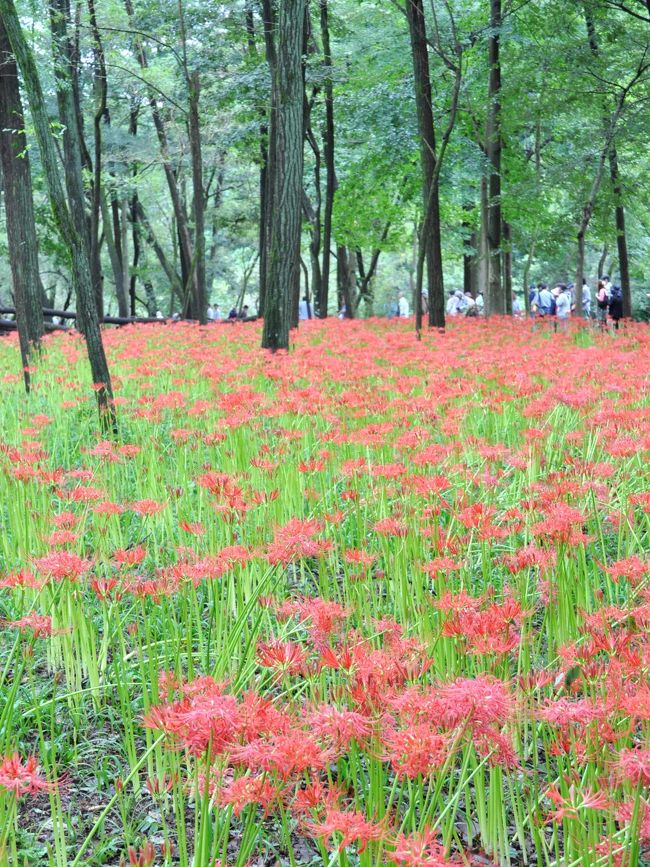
[581,279,591,320]
[608,285,623,331]
[555,284,571,332]
[398,292,410,317]
[595,279,609,331]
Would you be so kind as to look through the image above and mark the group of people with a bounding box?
[528,276,623,329]
[206,303,251,321]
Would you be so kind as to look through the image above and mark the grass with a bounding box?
[0,316,649,866]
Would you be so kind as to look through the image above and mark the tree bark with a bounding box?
[337,244,355,318]
[609,148,631,317]
[503,219,512,314]
[261,0,305,350]
[320,0,335,318]
[0,19,43,389]
[405,0,445,330]
[486,0,504,314]
[188,70,207,323]
[462,203,476,297]
[0,0,115,425]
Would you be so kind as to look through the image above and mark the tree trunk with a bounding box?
[337,244,355,318]
[503,219,512,313]
[486,0,504,314]
[0,19,43,390]
[261,0,305,350]
[189,70,207,324]
[462,204,476,297]
[609,143,631,318]
[320,0,335,318]
[478,174,489,297]
[1,0,115,425]
[405,0,445,330]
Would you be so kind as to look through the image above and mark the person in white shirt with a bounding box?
[398,293,410,317]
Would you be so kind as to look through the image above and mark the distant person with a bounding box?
[228,307,238,320]
[238,305,250,320]
[512,293,523,316]
[298,296,310,320]
[446,290,457,315]
[398,293,410,317]
[448,289,465,316]
[421,287,429,315]
[538,284,553,318]
[609,285,623,330]
[155,310,164,319]
[581,279,591,320]
[464,292,478,317]
[207,303,215,321]
[476,290,484,315]
[338,303,347,319]
[529,284,541,318]
[595,279,609,330]
[554,284,571,331]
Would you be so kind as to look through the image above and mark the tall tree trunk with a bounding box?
[486,0,504,314]
[478,174,489,296]
[337,244,355,318]
[405,0,446,330]
[188,70,206,323]
[245,2,269,318]
[609,148,631,317]
[87,0,110,316]
[50,0,97,321]
[0,19,43,389]
[503,219,512,313]
[319,0,335,318]
[462,203,476,297]
[261,0,305,350]
[1,0,115,425]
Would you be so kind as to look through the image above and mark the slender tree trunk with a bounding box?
[189,70,206,323]
[609,142,631,317]
[320,0,335,318]
[462,203,476,296]
[0,19,43,389]
[486,0,504,314]
[503,219,512,313]
[0,0,115,425]
[406,0,445,330]
[245,3,269,317]
[261,0,305,350]
[478,174,489,296]
[598,244,608,280]
[337,244,355,318]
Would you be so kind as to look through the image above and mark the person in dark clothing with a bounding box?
[608,285,623,330]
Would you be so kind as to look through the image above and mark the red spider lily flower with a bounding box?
[130,499,166,515]
[544,783,609,824]
[51,511,78,529]
[618,747,650,786]
[231,730,331,779]
[32,552,92,581]
[257,639,307,675]
[113,545,147,567]
[0,754,53,796]
[307,806,385,853]
[218,774,285,817]
[179,521,205,535]
[45,530,79,546]
[382,723,449,779]
[307,704,372,750]
[5,613,56,638]
[605,556,650,586]
[343,549,377,568]
[390,828,464,865]
[373,517,408,537]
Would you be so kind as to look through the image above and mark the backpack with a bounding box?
[465,304,478,317]
[610,285,622,302]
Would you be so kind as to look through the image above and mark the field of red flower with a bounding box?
[0,318,649,866]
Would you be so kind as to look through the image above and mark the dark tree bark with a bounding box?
[609,148,632,317]
[337,244,355,318]
[245,2,269,317]
[260,0,276,319]
[486,0,504,314]
[462,203,476,297]
[0,0,115,425]
[261,0,305,350]
[503,219,512,314]
[319,0,336,318]
[0,19,43,389]
[405,0,445,330]
[188,70,207,324]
